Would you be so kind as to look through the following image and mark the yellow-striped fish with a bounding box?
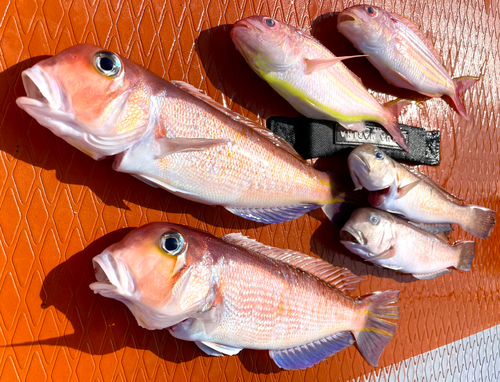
[15,44,355,225]
[338,5,479,120]
[231,16,409,150]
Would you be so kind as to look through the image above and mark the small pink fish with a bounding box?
[348,144,496,239]
[231,15,410,150]
[90,222,399,369]
[338,5,479,119]
[341,208,476,279]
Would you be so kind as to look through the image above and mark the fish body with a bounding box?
[348,144,496,239]
[337,5,478,119]
[90,222,399,369]
[231,16,409,150]
[15,44,354,224]
[340,208,476,279]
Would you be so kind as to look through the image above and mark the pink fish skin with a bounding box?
[338,5,479,119]
[348,144,496,239]
[340,208,476,279]
[89,222,399,369]
[15,44,356,225]
[231,15,409,150]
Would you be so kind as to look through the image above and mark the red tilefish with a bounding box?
[16,44,357,225]
[90,222,399,369]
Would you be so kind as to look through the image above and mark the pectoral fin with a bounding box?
[156,137,229,158]
[304,55,366,74]
[397,177,428,199]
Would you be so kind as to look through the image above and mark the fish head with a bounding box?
[90,223,216,329]
[231,16,303,74]
[337,5,393,49]
[340,208,395,259]
[16,44,154,160]
[348,144,396,191]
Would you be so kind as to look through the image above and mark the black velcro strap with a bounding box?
[266,116,440,165]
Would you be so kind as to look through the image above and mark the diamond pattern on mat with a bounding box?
[0,0,499,381]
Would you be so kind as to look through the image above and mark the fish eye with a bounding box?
[264,17,276,28]
[369,213,380,225]
[374,150,384,160]
[366,6,377,16]
[94,51,122,77]
[160,231,185,256]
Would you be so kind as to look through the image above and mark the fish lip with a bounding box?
[18,66,64,111]
[89,250,136,296]
[232,19,253,30]
[338,13,358,24]
[340,227,366,245]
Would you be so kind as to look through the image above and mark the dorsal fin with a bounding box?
[400,164,464,204]
[222,233,363,294]
[390,12,443,64]
[170,81,306,163]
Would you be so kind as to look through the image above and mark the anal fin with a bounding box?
[338,121,366,131]
[225,203,321,224]
[413,269,451,280]
[269,331,354,370]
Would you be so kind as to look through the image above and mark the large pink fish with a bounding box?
[231,16,409,150]
[90,222,399,369]
[338,5,479,119]
[15,44,356,225]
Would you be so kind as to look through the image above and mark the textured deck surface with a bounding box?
[0,0,499,381]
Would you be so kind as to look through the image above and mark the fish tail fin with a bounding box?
[462,205,496,239]
[379,120,409,151]
[454,241,476,271]
[446,76,479,120]
[353,290,399,367]
[322,173,365,227]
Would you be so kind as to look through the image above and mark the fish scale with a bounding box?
[209,254,359,348]
[16,44,356,224]
[89,223,399,369]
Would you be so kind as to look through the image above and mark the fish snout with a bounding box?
[90,251,136,297]
[340,227,366,245]
[337,13,357,24]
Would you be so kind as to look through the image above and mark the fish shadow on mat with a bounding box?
[4,228,207,363]
[195,25,300,120]
[311,12,429,102]
[0,60,270,230]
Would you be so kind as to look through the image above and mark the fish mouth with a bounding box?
[337,13,358,25]
[16,66,71,120]
[89,251,136,296]
[340,227,366,246]
[348,153,370,190]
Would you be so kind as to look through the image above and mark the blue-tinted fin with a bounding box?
[225,203,321,224]
[269,331,354,370]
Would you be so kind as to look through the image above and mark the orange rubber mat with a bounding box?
[0,0,499,381]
